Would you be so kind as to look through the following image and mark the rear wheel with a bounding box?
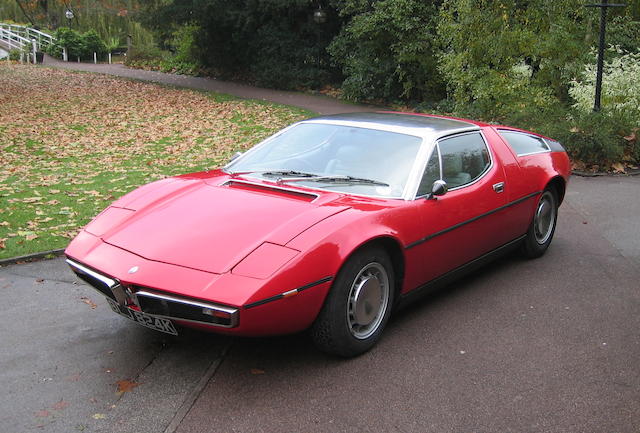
[522,188,558,258]
[311,247,394,357]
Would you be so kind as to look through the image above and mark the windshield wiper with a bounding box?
[229,170,318,178]
[279,174,389,187]
[230,170,389,187]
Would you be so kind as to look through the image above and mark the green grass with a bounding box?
[0,64,314,259]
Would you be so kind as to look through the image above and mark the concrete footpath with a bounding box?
[1,176,639,433]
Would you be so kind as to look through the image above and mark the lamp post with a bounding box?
[313,5,327,24]
[585,0,626,112]
[312,4,327,72]
[65,9,74,27]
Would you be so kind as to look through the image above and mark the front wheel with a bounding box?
[311,247,395,357]
[522,188,558,258]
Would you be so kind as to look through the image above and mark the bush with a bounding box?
[123,45,167,70]
[47,27,108,61]
[569,48,640,118]
[159,24,202,75]
[329,0,445,103]
[83,29,107,56]
[437,0,589,118]
[8,49,22,61]
[248,22,332,89]
[551,111,636,166]
[142,0,342,90]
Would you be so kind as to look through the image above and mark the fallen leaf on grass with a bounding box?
[0,239,6,249]
[116,379,139,394]
[80,297,97,309]
[25,233,38,241]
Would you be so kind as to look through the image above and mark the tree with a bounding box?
[329,0,445,103]
[141,0,343,90]
[437,0,590,118]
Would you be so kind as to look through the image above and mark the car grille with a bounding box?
[66,258,239,328]
[134,289,239,328]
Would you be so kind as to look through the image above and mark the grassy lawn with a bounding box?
[0,64,313,259]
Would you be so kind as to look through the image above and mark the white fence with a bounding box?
[0,23,55,51]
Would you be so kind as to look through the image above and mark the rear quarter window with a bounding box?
[499,130,550,156]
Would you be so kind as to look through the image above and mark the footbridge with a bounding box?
[0,23,55,61]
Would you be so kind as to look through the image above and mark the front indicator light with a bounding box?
[203,308,232,320]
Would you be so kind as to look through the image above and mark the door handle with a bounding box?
[493,182,505,193]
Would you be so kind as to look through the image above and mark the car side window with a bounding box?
[438,133,491,189]
[417,147,441,196]
[499,130,549,156]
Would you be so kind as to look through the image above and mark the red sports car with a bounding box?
[66,112,570,357]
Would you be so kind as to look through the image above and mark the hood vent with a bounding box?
[222,180,318,202]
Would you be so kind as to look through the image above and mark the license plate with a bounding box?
[106,298,178,335]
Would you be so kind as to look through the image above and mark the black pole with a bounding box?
[594,0,608,111]
[585,1,626,112]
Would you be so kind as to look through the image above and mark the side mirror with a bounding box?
[228,151,243,163]
[427,180,448,200]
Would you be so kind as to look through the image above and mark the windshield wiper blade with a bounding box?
[229,170,318,177]
[279,174,389,187]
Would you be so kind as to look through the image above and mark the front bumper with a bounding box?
[64,232,333,336]
[67,258,239,328]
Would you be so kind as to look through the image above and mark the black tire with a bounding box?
[521,188,558,258]
[311,247,395,357]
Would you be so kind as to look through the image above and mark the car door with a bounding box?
[407,131,510,285]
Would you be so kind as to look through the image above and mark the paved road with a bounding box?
[42,55,377,115]
[1,175,639,433]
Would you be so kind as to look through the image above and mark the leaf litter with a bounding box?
[0,64,309,259]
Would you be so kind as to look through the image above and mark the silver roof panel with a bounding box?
[303,112,479,141]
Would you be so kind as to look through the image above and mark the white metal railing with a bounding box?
[0,23,56,51]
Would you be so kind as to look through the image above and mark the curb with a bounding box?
[0,248,65,267]
[572,169,640,177]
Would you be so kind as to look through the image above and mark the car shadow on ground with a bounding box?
[221,251,525,364]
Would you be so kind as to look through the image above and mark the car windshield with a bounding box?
[226,123,423,198]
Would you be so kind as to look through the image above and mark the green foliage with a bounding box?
[124,43,200,76]
[551,111,635,165]
[570,48,640,117]
[329,0,445,103]
[123,44,166,69]
[8,49,22,61]
[141,0,342,90]
[160,23,201,75]
[105,37,120,53]
[0,0,155,48]
[437,0,589,118]
[46,27,107,60]
[607,15,640,54]
[83,29,107,55]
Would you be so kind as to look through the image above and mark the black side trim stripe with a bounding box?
[398,234,526,308]
[405,191,541,250]
[243,276,333,310]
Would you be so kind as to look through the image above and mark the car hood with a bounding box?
[91,178,349,274]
